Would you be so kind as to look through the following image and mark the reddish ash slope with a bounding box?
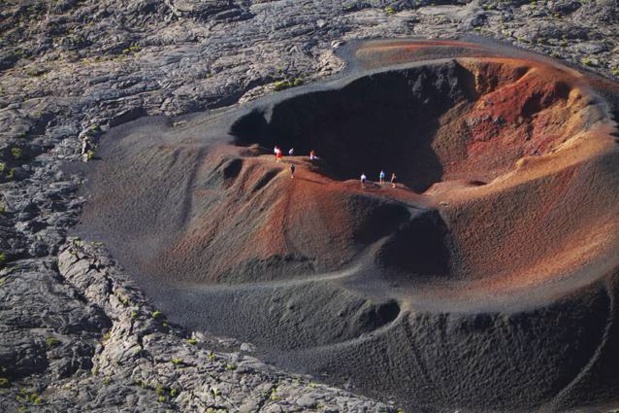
[165,62,615,293]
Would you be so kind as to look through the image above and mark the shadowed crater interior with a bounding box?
[231,59,577,192]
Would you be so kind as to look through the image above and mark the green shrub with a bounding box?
[581,56,594,66]
[11,147,22,159]
[122,44,140,55]
[151,310,163,319]
[45,336,59,348]
[273,78,303,91]
[17,388,42,404]
[384,6,395,14]
[0,377,9,388]
[155,384,168,395]
[186,338,198,345]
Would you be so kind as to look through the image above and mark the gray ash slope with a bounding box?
[1,1,619,412]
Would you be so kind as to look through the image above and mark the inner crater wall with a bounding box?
[231,59,586,192]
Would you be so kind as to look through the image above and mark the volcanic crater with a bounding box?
[76,39,619,412]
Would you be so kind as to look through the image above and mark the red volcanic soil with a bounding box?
[76,39,619,412]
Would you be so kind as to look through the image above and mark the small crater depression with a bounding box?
[377,209,452,278]
[222,158,243,187]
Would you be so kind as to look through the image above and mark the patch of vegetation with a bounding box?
[45,336,60,349]
[225,364,236,371]
[135,379,153,389]
[208,351,216,361]
[131,310,138,320]
[155,384,167,395]
[611,66,619,77]
[186,338,198,345]
[0,252,7,268]
[5,168,16,180]
[102,376,112,385]
[384,6,395,14]
[0,377,10,388]
[273,78,303,91]
[11,147,23,160]
[151,310,163,320]
[171,358,183,366]
[17,388,42,404]
[269,388,280,401]
[122,44,140,55]
[581,56,598,67]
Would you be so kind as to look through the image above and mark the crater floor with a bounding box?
[76,39,619,412]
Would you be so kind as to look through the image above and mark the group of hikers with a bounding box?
[273,145,397,187]
[360,170,397,188]
[274,146,307,178]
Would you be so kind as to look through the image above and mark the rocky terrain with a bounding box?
[1,1,619,412]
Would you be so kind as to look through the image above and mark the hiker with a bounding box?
[379,170,386,184]
[290,163,296,178]
[391,172,397,188]
[274,146,282,161]
[275,146,283,162]
[360,173,367,188]
[309,149,316,160]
